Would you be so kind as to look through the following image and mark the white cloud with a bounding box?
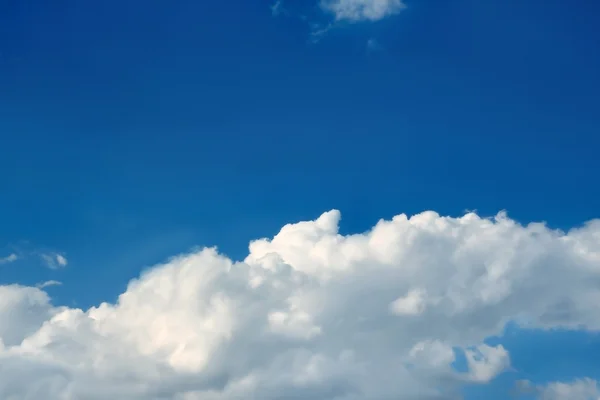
[40,252,68,269]
[321,0,406,22]
[0,285,56,348]
[36,280,63,289]
[540,379,600,400]
[0,209,600,399]
[0,253,18,264]
[56,254,68,267]
[389,288,427,315]
[517,378,600,400]
[464,344,510,384]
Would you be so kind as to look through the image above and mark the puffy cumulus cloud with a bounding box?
[321,0,406,22]
[516,378,600,400]
[1,209,600,399]
[0,285,59,348]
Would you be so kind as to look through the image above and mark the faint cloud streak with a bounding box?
[0,253,18,264]
[36,280,63,289]
[367,38,383,53]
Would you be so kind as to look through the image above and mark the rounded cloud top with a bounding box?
[1,210,599,399]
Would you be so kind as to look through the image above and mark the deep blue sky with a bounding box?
[1,0,599,397]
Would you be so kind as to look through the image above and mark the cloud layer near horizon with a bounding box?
[1,210,599,399]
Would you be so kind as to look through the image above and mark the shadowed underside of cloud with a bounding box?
[1,209,599,399]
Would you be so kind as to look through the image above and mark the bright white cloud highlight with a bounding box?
[1,209,600,399]
[321,0,406,22]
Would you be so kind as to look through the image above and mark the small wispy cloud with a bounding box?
[366,38,383,52]
[36,280,63,289]
[321,0,406,22]
[269,1,332,43]
[271,0,407,44]
[40,252,68,269]
[309,22,334,43]
[0,253,18,264]
[271,0,287,17]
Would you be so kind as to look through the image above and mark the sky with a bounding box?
[0,0,599,399]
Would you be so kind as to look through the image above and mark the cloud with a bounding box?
[56,254,68,267]
[516,378,600,400]
[271,0,286,16]
[367,38,383,53]
[0,253,18,264]
[0,209,599,399]
[464,344,510,384]
[539,379,600,400]
[40,252,68,269]
[36,280,63,289]
[321,0,406,22]
[272,1,403,43]
[309,22,334,43]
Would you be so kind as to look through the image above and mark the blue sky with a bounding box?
[1,0,600,399]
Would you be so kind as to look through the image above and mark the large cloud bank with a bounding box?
[1,210,599,399]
